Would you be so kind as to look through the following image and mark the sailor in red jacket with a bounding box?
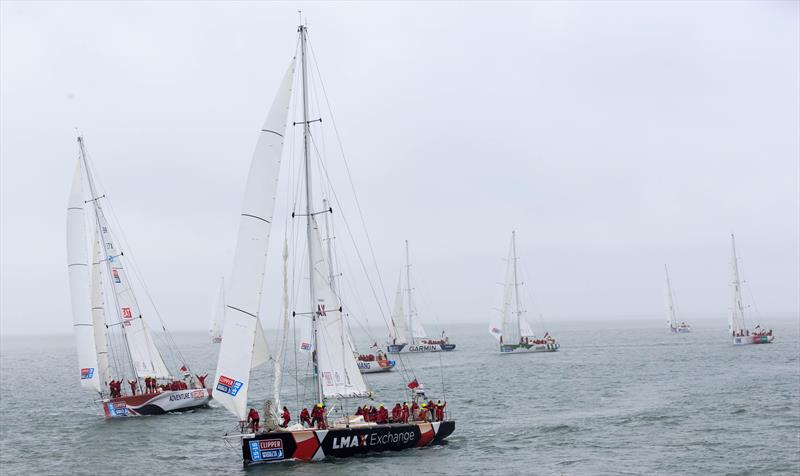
[281,406,291,428]
[247,408,260,432]
[401,402,410,423]
[435,400,446,422]
[195,374,207,388]
[391,403,402,422]
[376,404,388,424]
[128,379,137,395]
[300,407,311,427]
[311,403,327,429]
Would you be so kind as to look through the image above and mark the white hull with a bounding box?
[733,335,775,345]
[102,388,212,418]
[357,360,395,373]
[499,342,559,354]
[387,342,456,354]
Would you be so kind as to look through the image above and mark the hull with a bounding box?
[387,343,456,354]
[358,359,396,373]
[101,388,211,418]
[242,420,455,466]
[500,342,559,353]
[670,326,691,333]
[733,335,775,345]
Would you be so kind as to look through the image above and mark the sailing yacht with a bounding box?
[488,231,559,353]
[212,23,454,466]
[66,136,211,417]
[664,265,690,333]
[386,241,456,353]
[729,234,775,345]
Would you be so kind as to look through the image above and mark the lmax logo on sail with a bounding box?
[249,439,284,461]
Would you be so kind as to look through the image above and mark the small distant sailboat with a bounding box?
[488,231,559,353]
[664,265,690,333]
[67,136,211,417]
[729,234,774,345]
[209,278,224,343]
[387,241,456,353]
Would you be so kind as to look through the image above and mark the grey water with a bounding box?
[1,317,798,475]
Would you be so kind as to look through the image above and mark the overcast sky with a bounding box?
[1,1,798,336]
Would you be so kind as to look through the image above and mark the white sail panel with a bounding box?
[664,265,677,329]
[67,160,101,393]
[252,320,269,369]
[520,318,534,337]
[95,210,171,379]
[213,60,296,420]
[730,235,746,333]
[409,300,428,340]
[310,216,368,399]
[209,278,224,343]
[389,276,408,345]
[92,231,111,388]
[500,241,521,344]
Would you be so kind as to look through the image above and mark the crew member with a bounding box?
[247,407,260,432]
[376,404,388,424]
[195,374,208,388]
[128,379,137,395]
[435,400,446,422]
[311,403,327,429]
[300,407,311,427]
[411,401,420,421]
[281,406,291,428]
[418,403,430,422]
[401,402,410,423]
[391,403,402,422]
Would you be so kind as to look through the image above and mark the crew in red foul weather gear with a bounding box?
[128,380,137,395]
[247,408,260,433]
[376,404,388,424]
[411,401,420,421]
[300,407,311,427]
[391,403,402,422]
[195,374,207,388]
[281,407,291,428]
[435,400,446,421]
[401,402,410,423]
[311,403,327,429]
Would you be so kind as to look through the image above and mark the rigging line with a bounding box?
[307,36,393,318]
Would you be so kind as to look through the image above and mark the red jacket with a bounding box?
[391,405,402,422]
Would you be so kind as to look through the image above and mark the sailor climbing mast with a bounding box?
[299,23,324,405]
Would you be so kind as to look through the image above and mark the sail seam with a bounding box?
[68,263,88,267]
[241,213,271,224]
[67,207,83,211]
[261,129,283,137]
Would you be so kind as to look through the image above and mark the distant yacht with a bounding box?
[664,265,690,333]
[387,241,456,353]
[488,231,559,354]
[729,234,775,345]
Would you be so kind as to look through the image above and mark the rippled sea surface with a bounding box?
[1,317,798,475]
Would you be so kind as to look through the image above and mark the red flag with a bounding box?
[407,379,419,389]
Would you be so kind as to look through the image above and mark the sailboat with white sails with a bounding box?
[488,231,559,353]
[729,234,774,345]
[66,136,211,417]
[387,241,456,353]
[211,23,454,466]
[664,265,690,333]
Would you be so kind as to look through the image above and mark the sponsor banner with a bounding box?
[249,439,285,462]
[121,307,133,326]
[408,345,440,352]
[216,375,243,396]
[112,269,121,283]
[107,402,128,417]
[168,389,209,402]
[80,367,95,379]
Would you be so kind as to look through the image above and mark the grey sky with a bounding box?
[1,1,798,336]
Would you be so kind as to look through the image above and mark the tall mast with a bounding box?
[299,24,324,405]
[511,231,522,336]
[77,136,139,387]
[664,264,676,328]
[405,240,414,345]
[730,233,746,332]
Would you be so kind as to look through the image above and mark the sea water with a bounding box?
[1,317,798,475]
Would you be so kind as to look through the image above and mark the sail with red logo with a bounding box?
[66,136,212,418]
[212,21,454,467]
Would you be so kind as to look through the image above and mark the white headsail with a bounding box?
[91,229,111,388]
[67,160,101,392]
[389,276,408,345]
[501,237,521,344]
[209,278,225,343]
[664,264,678,329]
[212,59,296,420]
[730,234,746,333]
[309,216,368,399]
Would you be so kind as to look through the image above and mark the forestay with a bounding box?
[212,60,296,420]
[67,160,101,393]
[309,216,369,399]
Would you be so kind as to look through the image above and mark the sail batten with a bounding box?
[212,59,296,420]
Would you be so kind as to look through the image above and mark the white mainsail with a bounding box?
[209,278,224,343]
[520,318,534,337]
[212,59,296,420]
[91,230,111,388]
[389,276,408,345]
[664,264,678,329]
[67,160,101,393]
[309,216,368,399]
[501,237,521,344]
[730,234,747,334]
